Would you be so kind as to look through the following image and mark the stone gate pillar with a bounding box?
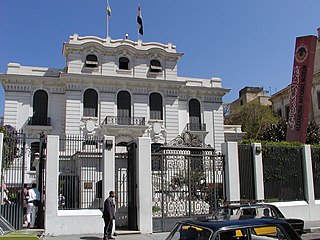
[103,135,115,201]
[136,137,152,233]
[221,142,240,202]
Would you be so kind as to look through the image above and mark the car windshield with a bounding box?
[0,215,14,235]
[212,205,279,219]
[166,223,212,240]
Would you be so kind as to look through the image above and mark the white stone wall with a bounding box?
[133,94,148,119]
[178,99,188,134]
[3,98,18,128]
[212,104,225,152]
[65,91,82,135]
[165,96,179,142]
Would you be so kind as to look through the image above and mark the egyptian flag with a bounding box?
[137,5,143,35]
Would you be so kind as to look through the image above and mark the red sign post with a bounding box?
[286,36,317,143]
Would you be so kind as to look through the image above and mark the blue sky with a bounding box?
[0,1,320,117]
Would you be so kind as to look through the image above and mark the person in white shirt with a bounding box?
[26,183,40,228]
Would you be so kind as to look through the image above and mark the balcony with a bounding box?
[24,117,53,131]
[183,123,208,141]
[185,123,206,131]
[27,117,51,126]
[104,116,145,126]
[101,116,147,138]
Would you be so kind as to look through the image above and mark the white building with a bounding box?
[1,34,229,150]
[0,34,230,235]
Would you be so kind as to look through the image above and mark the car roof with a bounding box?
[219,203,276,209]
[181,217,289,231]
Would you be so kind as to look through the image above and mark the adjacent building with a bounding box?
[230,86,271,113]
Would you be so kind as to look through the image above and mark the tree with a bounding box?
[258,119,287,142]
[257,119,320,144]
[224,100,280,139]
[306,120,320,144]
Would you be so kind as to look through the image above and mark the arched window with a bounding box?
[117,91,131,125]
[119,57,130,70]
[85,54,98,68]
[83,89,98,117]
[32,90,48,125]
[189,99,201,130]
[150,59,162,73]
[149,93,163,120]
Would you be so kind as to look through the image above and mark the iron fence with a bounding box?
[1,128,44,229]
[262,145,305,202]
[58,135,103,210]
[311,146,320,200]
[238,144,255,202]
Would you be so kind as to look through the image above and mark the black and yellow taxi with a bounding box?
[165,217,302,240]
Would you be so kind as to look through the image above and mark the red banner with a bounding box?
[286,35,317,143]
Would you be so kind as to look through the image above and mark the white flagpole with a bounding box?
[137,4,139,40]
[106,0,109,38]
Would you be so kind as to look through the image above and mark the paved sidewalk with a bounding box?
[305,220,320,233]
[44,232,169,240]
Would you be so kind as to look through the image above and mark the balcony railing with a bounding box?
[104,116,145,126]
[27,117,51,126]
[186,123,206,131]
[83,108,97,117]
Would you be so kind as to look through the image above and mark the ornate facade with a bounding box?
[0,34,229,151]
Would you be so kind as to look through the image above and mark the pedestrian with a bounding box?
[26,183,40,228]
[103,190,116,240]
[1,176,11,205]
[23,184,29,226]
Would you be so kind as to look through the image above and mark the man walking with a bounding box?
[103,190,116,240]
[26,183,40,228]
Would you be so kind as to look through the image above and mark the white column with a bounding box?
[251,143,264,201]
[45,135,59,231]
[103,135,115,201]
[136,137,152,233]
[221,142,240,202]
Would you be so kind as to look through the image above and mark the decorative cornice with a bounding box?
[63,34,183,61]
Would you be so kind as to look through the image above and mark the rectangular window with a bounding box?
[317,91,320,110]
[277,108,282,117]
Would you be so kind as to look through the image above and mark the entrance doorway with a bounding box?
[115,142,137,230]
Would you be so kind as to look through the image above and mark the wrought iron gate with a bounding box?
[114,142,138,230]
[151,134,224,232]
[1,129,46,229]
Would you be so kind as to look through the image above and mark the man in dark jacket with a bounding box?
[103,190,116,240]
